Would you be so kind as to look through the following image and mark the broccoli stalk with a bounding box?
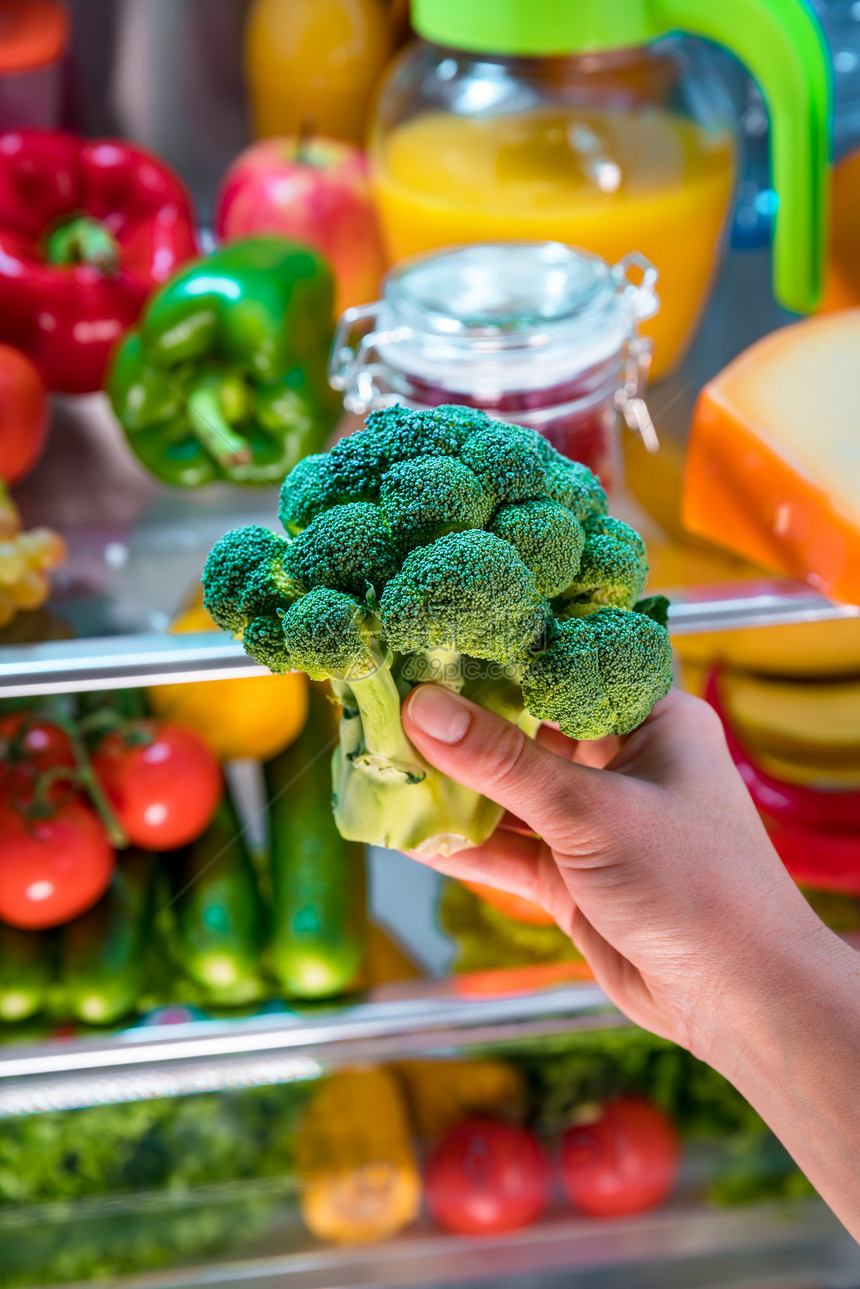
[203,405,673,854]
[330,665,504,853]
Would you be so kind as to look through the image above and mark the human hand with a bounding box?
[402,685,834,1064]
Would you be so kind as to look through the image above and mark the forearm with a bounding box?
[706,925,860,1235]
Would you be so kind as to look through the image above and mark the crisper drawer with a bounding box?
[0,971,856,1289]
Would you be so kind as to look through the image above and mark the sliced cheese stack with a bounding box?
[683,311,860,604]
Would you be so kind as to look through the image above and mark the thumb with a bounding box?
[402,683,612,852]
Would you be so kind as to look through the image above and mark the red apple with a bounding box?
[215,136,387,317]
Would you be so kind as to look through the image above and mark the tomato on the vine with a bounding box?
[0,794,114,929]
[425,1118,549,1235]
[0,711,74,770]
[559,1097,679,1218]
[92,721,221,850]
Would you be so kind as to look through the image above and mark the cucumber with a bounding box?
[265,687,367,998]
[175,797,264,1003]
[61,848,157,1025]
[0,924,52,1022]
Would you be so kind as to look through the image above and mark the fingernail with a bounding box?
[406,685,471,744]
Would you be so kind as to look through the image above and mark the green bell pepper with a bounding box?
[107,237,341,487]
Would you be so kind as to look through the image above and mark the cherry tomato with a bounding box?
[92,721,221,849]
[0,795,114,928]
[425,1119,549,1235]
[559,1097,679,1218]
[0,345,48,483]
[0,711,74,770]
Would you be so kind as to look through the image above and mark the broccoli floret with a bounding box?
[280,587,379,680]
[588,606,674,735]
[522,608,673,739]
[380,530,552,666]
[366,404,489,457]
[380,456,494,553]
[284,503,399,599]
[459,422,548,504]
[489,498,586,598]
[242,615,292,674]
[204,402,671,854]
[554,516,648,615]
[202,525,294,634]
[543,453,608,522]
[277,454,335,535]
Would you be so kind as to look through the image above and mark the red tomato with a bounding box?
[0,795,114,928]
[426,1119,549,1235]
[92,721,221,849]
[559,1097,679,1218]
[0,711,74,770]
[0,345,48,483]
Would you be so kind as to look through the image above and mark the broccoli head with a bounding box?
[203,403,671,853]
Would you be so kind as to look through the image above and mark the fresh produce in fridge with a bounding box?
[0,345,47,483]
[107,237,340,488]
[244,0,392,147]
[59,848,158,1025]
[147,599,309,762]
[203,404,672,852]
[0,481,65,629]
[295,1066,422,1243]
[425,1118,549,1235]
[0,130,197,394]
[264,686,366,999]
[683,311,860,604]
[0,923,52,1022]
[559,1096,680,1217]
[396,1059,526,1142]
[173,798,265,1004]
[92,720,221,851]
[215,136,387,315]
[0,792,114,929]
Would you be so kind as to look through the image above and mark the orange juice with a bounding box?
[371,107,735,378]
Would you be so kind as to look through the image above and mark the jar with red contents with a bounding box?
[329,240,659,492]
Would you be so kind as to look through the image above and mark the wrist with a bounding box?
[692,905,855,1085]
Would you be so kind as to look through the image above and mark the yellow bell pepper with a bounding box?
[147,602,308,762]
[295,1067,421,1244]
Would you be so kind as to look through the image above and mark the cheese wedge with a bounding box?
[683,312,860,604]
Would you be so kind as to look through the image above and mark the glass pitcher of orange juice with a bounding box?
[370,0,830,378]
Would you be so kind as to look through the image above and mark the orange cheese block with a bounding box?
[683,312,860,605]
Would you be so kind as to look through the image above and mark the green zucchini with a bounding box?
[176,798,264,1004]
[265,687,367,998]
[0,924,52,1022]
[61,848,157,1025]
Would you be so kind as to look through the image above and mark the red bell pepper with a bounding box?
[0,131,198,394]
[705,668,860,833]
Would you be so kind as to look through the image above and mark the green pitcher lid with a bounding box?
[411,0,658,55]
